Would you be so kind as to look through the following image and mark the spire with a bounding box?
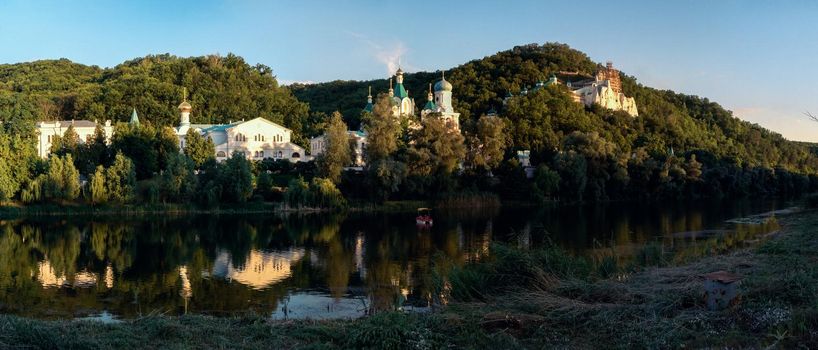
[422,82,437,112]
[129,108,140,127]
[363,85,374,113]
[388,77,394,97]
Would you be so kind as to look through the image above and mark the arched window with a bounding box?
[276,151,283,159]
[291,152,300,158]
[216,151,226,157]
[235,133,246,142]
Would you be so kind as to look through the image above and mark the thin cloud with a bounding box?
[279,79,316,86]
[347,31,415,76]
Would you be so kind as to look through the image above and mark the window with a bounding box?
[276,151,283,159]
[216,151,226,157]
[291,152,300,158]
[235,133,246,142]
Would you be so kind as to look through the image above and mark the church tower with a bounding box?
[432,72,460,131]
[363,86,374,113]
[421,83,437,117]
[433,71,454,113]
[392,68,414,116]
[178,87,192,127]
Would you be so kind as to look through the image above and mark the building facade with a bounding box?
[567,62,638,116]
[174,99,306,162]
[309,130,367,167]
[505,62,639,117]
[35,119,113,158]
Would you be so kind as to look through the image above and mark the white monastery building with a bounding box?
[174,97,306,162]
[35,119,113,158]
[505,61,638,117]
[36,94,307,162]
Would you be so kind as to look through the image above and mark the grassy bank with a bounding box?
[1,210,816,348]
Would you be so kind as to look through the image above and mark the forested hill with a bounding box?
[0,54,311,144]
[293,43,818,175]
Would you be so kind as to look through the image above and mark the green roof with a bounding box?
[363,102,374,113]
[423,100,437,111]
[394,82,408,99]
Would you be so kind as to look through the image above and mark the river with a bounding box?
[0,199,786,320]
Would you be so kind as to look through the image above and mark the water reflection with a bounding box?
[0,199,786,319]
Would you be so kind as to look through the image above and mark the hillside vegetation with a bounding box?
[1,44,817,204]
[0,54,311,144]
[294,43,818,201]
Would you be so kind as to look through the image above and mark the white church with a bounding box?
[310,68,461,165]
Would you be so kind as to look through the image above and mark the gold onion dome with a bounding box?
[178,100,192,112]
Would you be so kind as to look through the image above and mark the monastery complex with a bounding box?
[34,61,637,163]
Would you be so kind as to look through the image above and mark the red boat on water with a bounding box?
[415,208,433,227]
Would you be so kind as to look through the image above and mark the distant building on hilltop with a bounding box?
[506,61,638,117]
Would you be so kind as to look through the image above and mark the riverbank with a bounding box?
[0,209,815,348]
[0,194,503,218]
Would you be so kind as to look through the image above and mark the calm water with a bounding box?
[0,199,786,320]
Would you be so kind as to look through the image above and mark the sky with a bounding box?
[1,0,817,141]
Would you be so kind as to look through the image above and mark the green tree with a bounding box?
[407,115,466,176]
[685,154,703,181]
[283,177,310,208]
[183,128,215,168]
[60,125,81,156]
[156,126,180,171]
[43,154,80,201]
[222,152,254,202]
[553,151,587,202]
[468,114,508,172]
[309,177,347,209]
[111,123,157,180]
[316,112,352,183]
[363,95,400,163]
[105,153,136,203]
[161,153,197,202]
[84,123,111,171]
[89,165,108,204]
[532,165,561,201]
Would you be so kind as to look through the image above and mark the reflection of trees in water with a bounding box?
[0,200,783,318]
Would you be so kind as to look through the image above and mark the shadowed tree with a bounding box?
[468,114,508,172]
[316,112,352,184]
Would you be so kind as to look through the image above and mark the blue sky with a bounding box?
[1,0,817,141]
